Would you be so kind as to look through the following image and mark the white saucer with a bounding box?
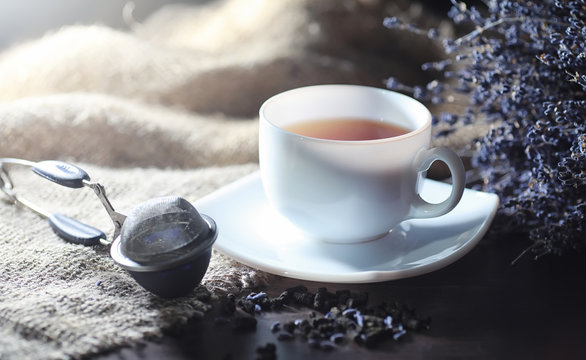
[195,172,499,283]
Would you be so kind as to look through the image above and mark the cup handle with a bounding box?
[408,147,466,219]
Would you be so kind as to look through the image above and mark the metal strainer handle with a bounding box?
[0,158,126,245]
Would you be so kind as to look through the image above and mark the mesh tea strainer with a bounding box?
[0,158,217,298]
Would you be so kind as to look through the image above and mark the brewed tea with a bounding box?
[284,117,410,141]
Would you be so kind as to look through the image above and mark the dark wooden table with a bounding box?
[99,231,586,360]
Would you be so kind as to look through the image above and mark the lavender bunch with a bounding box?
[384,0,585,258]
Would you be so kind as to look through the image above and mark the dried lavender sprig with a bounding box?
[385,0,586,258]
[453,16,571,47]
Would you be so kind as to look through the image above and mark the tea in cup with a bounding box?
[259,84,465,243]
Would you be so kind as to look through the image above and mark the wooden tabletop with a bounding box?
[97,231,586,359]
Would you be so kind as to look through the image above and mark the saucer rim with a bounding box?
[198,171,499,283]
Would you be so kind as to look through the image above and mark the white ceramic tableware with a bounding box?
[259,85,466,243]
[196,172,499,282]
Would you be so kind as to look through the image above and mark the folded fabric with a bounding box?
[0,0,450,358]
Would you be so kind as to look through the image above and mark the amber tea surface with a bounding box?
[284,117,410,141]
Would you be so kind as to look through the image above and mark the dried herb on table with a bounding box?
[236,286,430,352]
[384,0,585,259]
[256,342,277,360]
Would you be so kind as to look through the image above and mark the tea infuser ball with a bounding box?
[0,158,217,298]
[110,196,218,298]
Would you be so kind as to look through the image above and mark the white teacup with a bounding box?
[259,84,465,243]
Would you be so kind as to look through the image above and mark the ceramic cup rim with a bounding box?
[259,84,432,145]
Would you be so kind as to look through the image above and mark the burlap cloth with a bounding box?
[0,1,479,358]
